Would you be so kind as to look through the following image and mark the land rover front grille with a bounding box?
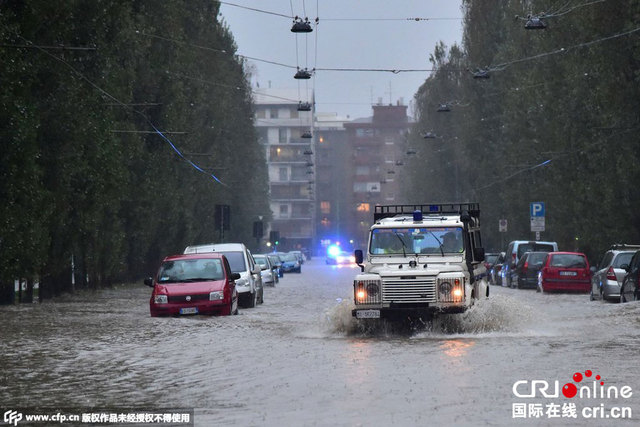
[382,276,437,303]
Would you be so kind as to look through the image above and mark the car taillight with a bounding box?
[523,261,529,272]
[606,267,616,281]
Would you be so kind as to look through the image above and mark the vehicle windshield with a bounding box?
[254,256,268,267]
[218,251,246,273]
[485,254,499,264]
[613,252,634,268]
[281,253,298,262]
[370,227,463,255]
[517,243,555,258]
[527,252,548,266]
[267,255,281,265]
[550,254,586,268]
[157,258,224,283]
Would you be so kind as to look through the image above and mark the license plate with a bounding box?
[179,307,198,315]
[356,309,380,319]
[560,271,577,276]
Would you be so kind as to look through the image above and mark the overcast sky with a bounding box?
[219,1,464,119]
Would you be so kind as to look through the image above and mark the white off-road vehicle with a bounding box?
[352,203,489,320]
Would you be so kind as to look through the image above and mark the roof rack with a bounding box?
[374,203,480,222]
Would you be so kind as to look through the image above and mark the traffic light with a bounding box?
[214,204,230,231]
[269,230,280,246]
[253,221,264,238]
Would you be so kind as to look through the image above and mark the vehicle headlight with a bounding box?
[439,281,452,295]
[154,294,168,304]
[438,277,464,302]
[209,291,224,301]
[235,278,247,287]
[354,279,381,304]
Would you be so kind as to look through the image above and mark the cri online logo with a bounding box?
[513,369,633,399]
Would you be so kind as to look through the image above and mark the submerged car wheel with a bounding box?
[246,291,257,308]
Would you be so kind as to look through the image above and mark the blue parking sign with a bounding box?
[530,202,545,217]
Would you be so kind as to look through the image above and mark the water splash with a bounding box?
[323,294,534,337]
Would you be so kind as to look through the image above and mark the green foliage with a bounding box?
[407,0,640,260]
[0,0,269,299]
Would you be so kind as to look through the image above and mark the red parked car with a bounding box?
[145,253,240,316]
[537,252,592,293]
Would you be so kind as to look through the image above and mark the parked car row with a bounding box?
[488,240,640,303]
[488,240,592,294]
[144,243,307,316]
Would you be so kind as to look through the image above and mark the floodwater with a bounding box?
[1,259,639,426]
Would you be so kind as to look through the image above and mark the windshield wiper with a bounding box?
[394,232,407,258]
[426,231,445,257]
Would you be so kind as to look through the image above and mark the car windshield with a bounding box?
[218,251,246,273]
[517,243,555,258]
[281,253,298,262]
[157,258,224,283]
[527,252,547,266]
[550,254,586,268]
[370,227,463,255]
[254,256,268,267]
[613,252,634,268]
[267,255,281,265]
[485,254,499,264]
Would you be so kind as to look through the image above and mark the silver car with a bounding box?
[254,254,276,287]
[591,245,639,301]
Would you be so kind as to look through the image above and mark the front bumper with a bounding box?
[150,299,228,316]
[352,303,467,320]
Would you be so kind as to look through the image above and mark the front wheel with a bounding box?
[246,291,257,308]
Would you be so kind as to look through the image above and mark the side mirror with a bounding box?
[354,249,363,264]
[474,247,485,262]
[260,264,268,271]
[251,265,261,274]
[144,277,154,287]
[230,272,241,281]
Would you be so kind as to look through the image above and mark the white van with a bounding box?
[184,243,263,307]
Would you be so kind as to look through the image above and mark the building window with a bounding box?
[269,109,279,119]
[353,182,367,192]
[279,167,288,181]
[280,204,289,215]
[291,108,298,119]
[278,128,287,143]
[256,109,266,119]
[356,166,369,175]
[320,201,331,214]
[356,203,370,212]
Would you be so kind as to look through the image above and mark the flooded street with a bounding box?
[2,259,640,426]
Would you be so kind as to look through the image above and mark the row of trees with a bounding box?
[0,0,270,303]
[406,0,640,259]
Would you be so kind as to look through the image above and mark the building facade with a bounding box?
[314,112,350,255]
[253,88,315,253]
[343,103,413,249]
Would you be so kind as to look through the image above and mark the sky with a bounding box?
[219,0,464,119]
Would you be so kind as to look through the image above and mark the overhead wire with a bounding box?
[218,1,292,19]
[11,32,226,185]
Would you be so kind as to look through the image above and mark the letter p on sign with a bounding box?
[530,202,545,217]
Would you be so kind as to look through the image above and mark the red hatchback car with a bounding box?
[145,253,240,317]
[537,251,591,293]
